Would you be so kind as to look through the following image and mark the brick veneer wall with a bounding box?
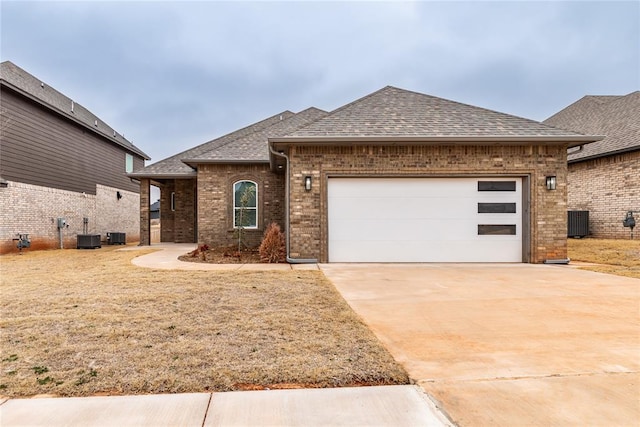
[197,164,285,248]
[568,150,639,239]
[287,144,568,263]
[0,180,140,254]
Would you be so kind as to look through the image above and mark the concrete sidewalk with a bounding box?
[0,385,451,426]
[120,243,319,271]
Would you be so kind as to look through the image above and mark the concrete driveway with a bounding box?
[320,264,640,426]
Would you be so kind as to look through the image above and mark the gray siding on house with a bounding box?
[1,86,144,194]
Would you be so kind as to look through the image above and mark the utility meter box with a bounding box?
[57,217,67,229]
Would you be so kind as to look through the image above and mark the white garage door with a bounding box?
[328,177,523,262]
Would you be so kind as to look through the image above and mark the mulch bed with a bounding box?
[178,246,269,264]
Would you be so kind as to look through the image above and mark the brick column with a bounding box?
[139,178,151,245]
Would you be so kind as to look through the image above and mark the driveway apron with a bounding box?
[320,263,640,426]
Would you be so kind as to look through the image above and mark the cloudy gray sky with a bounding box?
[2,1,639,166]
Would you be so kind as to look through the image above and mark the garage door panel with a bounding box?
[331,196,480,220]
[328,177,523,262]
[330,240,523,263]
[330,178,473,198]
[331,218,516,241]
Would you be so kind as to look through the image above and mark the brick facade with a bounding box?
[1,181,140,254]
[196,164,285,248]
[568,150,639,239]
[287,144,568,263]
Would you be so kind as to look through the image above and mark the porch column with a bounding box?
[139,178,151,245]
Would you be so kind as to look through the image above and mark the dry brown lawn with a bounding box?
[0,246,408,397]
[568,238,640,278]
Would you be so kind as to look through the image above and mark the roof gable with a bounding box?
[284,86,587,139]
[544,91,640,161]
[0,61,149,160]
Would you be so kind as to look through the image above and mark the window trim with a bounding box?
[233,180,258,229]
[170,192,175,212]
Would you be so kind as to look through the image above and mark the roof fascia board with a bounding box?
[1,80,150,160]
[568,145,640,164]
[127,172,197,179]
[269,135,604,148]
[181,159,270,167]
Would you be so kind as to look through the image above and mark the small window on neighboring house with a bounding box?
[233,180,257,229]
[125,153,134,173]
[170,192,176,211]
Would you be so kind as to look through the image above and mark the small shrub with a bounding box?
[259,223,286,263]
[187,244,210,260]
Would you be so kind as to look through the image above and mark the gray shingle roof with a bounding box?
[183,107,328,164]
[543,91,640,162]
[0,61,149,160]
[130,111,296,177]
[281,86,592,140]
[132,85,604,178]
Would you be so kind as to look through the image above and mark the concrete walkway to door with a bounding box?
[320,263,640,426]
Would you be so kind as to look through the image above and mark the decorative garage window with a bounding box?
[478,181,516,191]
[478,224,517,235]
[478,203,517,213]
[233,180,257,229]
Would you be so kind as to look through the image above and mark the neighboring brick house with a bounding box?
[0,61,150,253]
[544,92,639,239]
[131,86,599,263]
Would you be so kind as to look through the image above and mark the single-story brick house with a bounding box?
[544,91,639,239]
[130,86,599,263]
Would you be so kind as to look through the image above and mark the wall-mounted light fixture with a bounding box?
[545,176,557,191]
[116,191,123,200]
[304,176,312,191]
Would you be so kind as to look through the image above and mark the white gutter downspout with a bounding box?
[269,146,318,264]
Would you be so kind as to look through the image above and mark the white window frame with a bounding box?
[170,192,176,211]
[233,180,258,229]
[125,153,134,173]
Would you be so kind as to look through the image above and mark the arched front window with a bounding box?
[233,180,258,229]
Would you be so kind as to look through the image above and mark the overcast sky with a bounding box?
[2,1,639,166]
